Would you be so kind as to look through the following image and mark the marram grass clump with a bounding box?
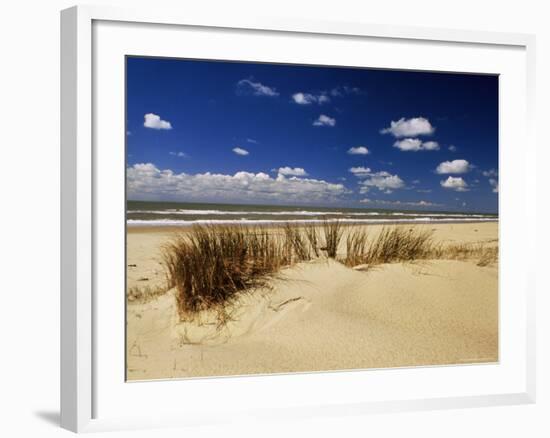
[342,226,498,269]
[161,222,498,317]
[162,225,289,315]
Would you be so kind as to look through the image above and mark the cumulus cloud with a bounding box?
[441,176,469,192]
[448,144,457,152]
[237,78,279,97]
[143,113,172,130]
[422,141,440,150]
[393,138,440,152]
[169,151,187,158]
[381,117,435,138]
[127,163,349,204]
[313,114,336,127]
[480,169,498,193]
[292,86,360,104]
[232,147,249,156]
[276,166,308,177]
[348,166,372,177]
[330,86,361,96]
[482,169,498,177]
[436,159,471,174]
[349,167,405,193]
[360,199,441,207]
[358,171,405,194]
[347,146,369,155]
[292,92,330,105]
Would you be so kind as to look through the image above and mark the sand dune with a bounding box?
[126,222,498,380]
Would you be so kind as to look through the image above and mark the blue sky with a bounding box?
[126,57,499,213]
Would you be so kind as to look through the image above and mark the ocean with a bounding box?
[126,201,498,227]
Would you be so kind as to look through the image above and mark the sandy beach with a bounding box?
[126,221,498,381]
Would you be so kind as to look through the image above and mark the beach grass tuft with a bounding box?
[162,222,498,316]
[162,225,289,315]
[432,242,499,267]
[344,227,369,267]
[304,223,320,257]
[284,223,311,262]
[343,226,434,267]
[127,284,168,303]
[342,226,498,268]
[322,220,343,258]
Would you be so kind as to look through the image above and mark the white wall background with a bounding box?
[0,0,547,436]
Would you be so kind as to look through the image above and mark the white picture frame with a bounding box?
[60,4,536,433]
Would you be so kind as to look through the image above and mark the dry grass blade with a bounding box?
[163,225,298,317]
[322,220,343,258]
[284,223,311,262]
[304,224,320,257]
[432,242,499,266]
[127,284,168,303]
[162,222,498,318]
[363,227,434,265]
[344,226,369,267]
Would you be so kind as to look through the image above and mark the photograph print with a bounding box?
[125,57,498,381]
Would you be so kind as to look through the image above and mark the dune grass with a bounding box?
[161,222,498,316]
[321,220,343,258]
[304,224,320,257]
[284,223,311,262]
[432,242,499,267]
[342,226,498,268]
[127,284,168,303]
[343,226,434,267]
[162,226,290,315]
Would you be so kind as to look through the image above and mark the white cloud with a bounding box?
[276,166,308,177]
[169,151,187,158]
[481,169,498,193]
[482,169,498,177]
[441,176,469,192]
[330,86,361,96]
[349,166,372,177]
[422,141,440,151]
[292,92,329,105]
[381,117,435,137]
[436,159,471,174]
[143,113,172,130]
[232,147,249,156]
[349,168,405,193]
[393,138,421,151]
[393,138,440,151]
[347,146,369,155]
[292,86,360,104]
[448,145,457,152]
[313,114,336,127]
[127,163,349,204]
[246,138,258,144]
[360,199,441,207]
[237,78,279,97]
[358,171,405,194]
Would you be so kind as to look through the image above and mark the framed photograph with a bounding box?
[61,5,536,433]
